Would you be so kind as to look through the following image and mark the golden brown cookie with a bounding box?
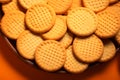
[0,0,11,3]
[67,7,97,36]
[25,4,56,33]
[114,1,120,7]
[59,32,73,49]
[64,46,88,73]
[73,34,104,63]
[17,30,43,60]
[83,0,109,12]
[2,0,23,13]
[42,17,67,40]
[67,0,83,14]
[99,39,116,62]
[35,40,66,72]
[18,0,48,10]
[95,9,120,38]
[1,11,25,39]
[47,0,73,14]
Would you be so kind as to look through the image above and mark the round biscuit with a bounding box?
[35,40,66,72]
[67,7,97,36]
[1,11,25,39]
[95,9,120,38]
[42,17,67,40]
[17,30,43,60]
[73,34,104,63]
[83,0,109,12]
[2,0,23,13]
[99,39,116,62]
[59,32,73,49]
[47,0,73,14]
[18,0,48,10]
[25,4,56,33]
[64,46,88,73]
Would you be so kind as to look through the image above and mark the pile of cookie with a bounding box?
[0,0,120,73]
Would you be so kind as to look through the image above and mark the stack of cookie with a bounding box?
[0,0,120,73]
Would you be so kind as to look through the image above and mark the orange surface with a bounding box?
[0,34,120,80]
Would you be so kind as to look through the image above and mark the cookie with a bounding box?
[0,0,11,3]
[47,0,73,14]
[25,4,56,33]
[83,0,109,12]
[17,30,43,60]
[1,11,25,39]
[95,9,120,38]
[18,0,48,10]
[73,34,104,63]
[35,40,66,72]
[64,46,88,73]
[59,32,73,49]
[42,17,67,40]
[115,29,120,44]
[2,0,22,13]
[67,7,97,36]
[99,39,116,62]
[67,0,83,14]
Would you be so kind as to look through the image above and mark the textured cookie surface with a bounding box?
[73,34,104,63]
[18,0,48,9]
[99,39,116,62]
[95,10,120,38]
[35,40,66,72]
[47,0,73,14]
[17,30,43,60]
[1,11,25,39]
[42,17,67,40]
[64,46,88,73]
[2,0,21,13]
[16,30,43,60]
[83,0,109,12]
[67,7,97,36]
[59,32,73,49]
[26,4,56,33]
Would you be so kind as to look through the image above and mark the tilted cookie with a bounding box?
[1,11,25,39]
[67,7,97,36]
[18,0,48,10]
[99,39,116,62]
[35,40,66,72]
[83,0,109,12]
[95,9,120,38]
[64,46,88,73]
[25,4,56,33]
[0,0,11,3]
[67,0,83,14]
[42,17,67,40]
[17,30,43,60]
[59,32,73,49]
[2,0,23,13]
[73,34,104,63]
[47,0,73,14]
